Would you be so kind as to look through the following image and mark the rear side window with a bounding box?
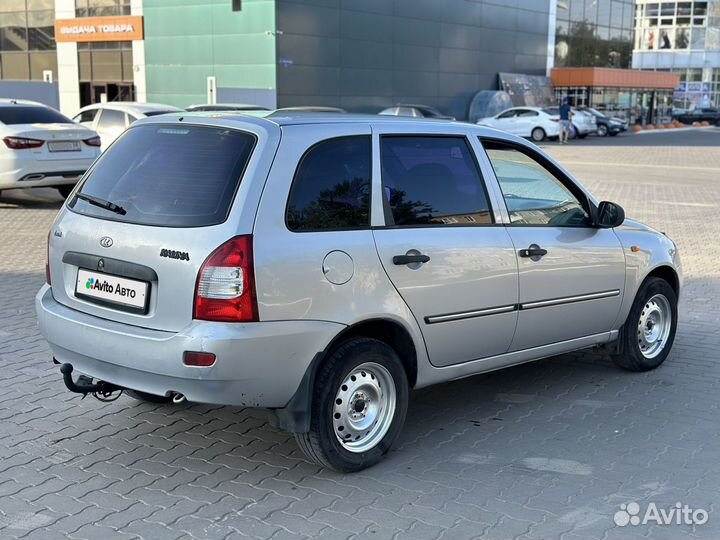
[96,109,126,130]
[380,136,492,226]
[69,125,255,227]
[286,136,371,231]
[0,106,72,125]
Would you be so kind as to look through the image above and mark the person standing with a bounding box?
[559,97,572,144]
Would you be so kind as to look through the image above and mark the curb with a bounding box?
[633,126,717,135]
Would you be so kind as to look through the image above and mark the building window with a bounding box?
[76,0,132,18]
[0,0,57,80]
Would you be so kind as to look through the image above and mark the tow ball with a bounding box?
[59,363,123,402]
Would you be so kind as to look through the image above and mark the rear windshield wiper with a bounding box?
[74,192,127,215]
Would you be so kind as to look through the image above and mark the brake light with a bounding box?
[83,136,101,147]
[194,235,258,322]
[549,118,560,122]
[3,136,44,149]
[45,230,51,285]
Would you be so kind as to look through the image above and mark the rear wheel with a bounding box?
[295,337,409,472]
[531,127,546,142]
[577,132,588,139]
[125,389,174,404]
[612,277,677,372]
[57,185,74,199]
[597,124,609,137]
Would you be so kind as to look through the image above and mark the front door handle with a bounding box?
[519,245,548,258]
[393,253,430,265]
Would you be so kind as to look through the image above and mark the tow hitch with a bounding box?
[59,363,123,402]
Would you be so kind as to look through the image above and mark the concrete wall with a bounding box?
[0,81,60,110]
[275,0,551,119]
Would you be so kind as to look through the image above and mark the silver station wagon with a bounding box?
[36,113,681,472]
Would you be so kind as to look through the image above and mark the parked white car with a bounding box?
[0,99,100,199]
[73,102,181,151]
[477,107,560,142]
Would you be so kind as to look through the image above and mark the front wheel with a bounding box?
[597,124,609,137]
[295,337,409,472]
[531,127,546,142]
[612,277,677,372]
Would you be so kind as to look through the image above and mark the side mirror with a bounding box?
[595,201,625,228]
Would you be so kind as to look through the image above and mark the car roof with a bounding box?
[142,111,516,134]
[186,103,269,110]
[79,102,182,114]
[0,98,48,108]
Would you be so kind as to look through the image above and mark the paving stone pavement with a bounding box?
[0,130,718,540]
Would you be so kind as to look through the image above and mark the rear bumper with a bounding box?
[0,154,94,189]
[36,285,343,407]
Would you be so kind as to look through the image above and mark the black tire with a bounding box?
[125,389,174,404]
[530,127,546,142]
[577,132,588,139]
[597,124,609,137]
[295,337,409,472]
[57,185,74,199]
[612,277,678,372]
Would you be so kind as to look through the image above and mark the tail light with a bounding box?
[3,136,44,150]
[83,136,101,147]
[194,235,258,322]
[549,118,560,122]
[45,230,51,285]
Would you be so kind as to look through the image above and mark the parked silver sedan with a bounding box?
[36,113,681,472]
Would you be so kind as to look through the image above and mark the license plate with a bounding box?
[76,269,149,312]
[48,141,81,152]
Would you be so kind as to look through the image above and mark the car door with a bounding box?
[513,109,540,137]
[479,138,625,351]
[372,127,519,367]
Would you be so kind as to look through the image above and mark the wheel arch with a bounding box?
[645,264,680,298]
[271,317,419,433]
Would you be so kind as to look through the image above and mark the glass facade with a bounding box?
[75,0,131,17]
[0,0,56,81]
[633,1,720,109]
[634,1,718,51]
[555,0,636,68]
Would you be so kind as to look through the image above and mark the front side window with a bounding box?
[483,140,591,227]
[286,136,371,231]
[380,136,492,226]
[74,109,97,125]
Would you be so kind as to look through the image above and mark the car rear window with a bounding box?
[69,124,255,227]
[0,106,72,125]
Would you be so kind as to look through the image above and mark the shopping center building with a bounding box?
[632,0,720,108]
[0,0,553,118]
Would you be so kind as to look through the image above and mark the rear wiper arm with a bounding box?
[74,192,127,215]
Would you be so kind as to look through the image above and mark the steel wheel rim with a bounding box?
[332,362,396,453]
[637,294,672,359]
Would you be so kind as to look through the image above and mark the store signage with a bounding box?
[55,16,144,43]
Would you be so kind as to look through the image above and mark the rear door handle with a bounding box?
[519,245,548,258]
[393,253,430,265]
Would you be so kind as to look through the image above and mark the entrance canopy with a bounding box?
[551,67,679,90]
